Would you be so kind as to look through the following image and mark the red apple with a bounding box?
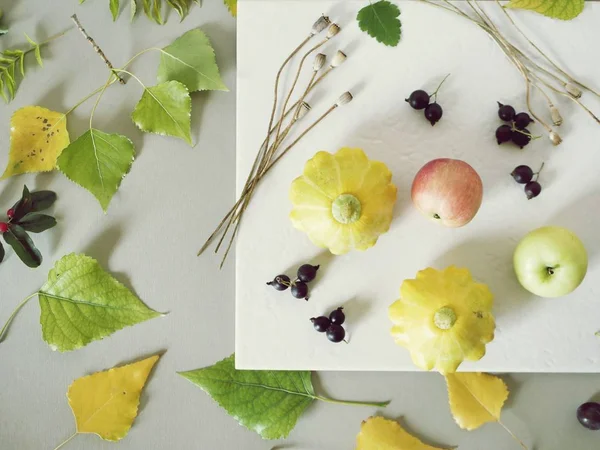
[411,158,483,227]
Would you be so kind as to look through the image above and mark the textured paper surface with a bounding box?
[236,0,600,371]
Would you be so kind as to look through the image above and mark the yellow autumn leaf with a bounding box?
[67,355,160,442]
[1,106,70,179]
[445,372,508,431]
[356,416,449,450]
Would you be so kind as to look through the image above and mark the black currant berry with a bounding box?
[525,181,542,199]
[311,316,330,333]
[514,112,534,129]
[405,90,430,110]
[424,103,443,126]
[329,307,345,325]
[326,324,346,343]
[267,274,291,291]
[497,102,516,121]
[291,281,309,300]
[495,125,512,144]
[511,128,531,148]
[297,264,320,283]
[511,165,534,184]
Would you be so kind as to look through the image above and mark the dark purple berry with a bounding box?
[511,128,531,148]
[405,90,430,110]
[496,125,512,144]
[524,181,542,199]
[267,274,291,291]
[511,165,534,184]
[497,102,516,121]
[424,103,443,126]
[329,307,345,325]
[514,112,534,129]
[311,316,330,332]
[577,402,600,430]
[297,264,320,283]
[326,324,346,343]
[291,281,309,300]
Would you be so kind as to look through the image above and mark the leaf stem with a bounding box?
[89,73,117,130]
[0,292,39,343]
[498,419,528,450]
[315,395,390,408]
[112,68,147,90]
[52,432,78,450]
[38,28,72,47]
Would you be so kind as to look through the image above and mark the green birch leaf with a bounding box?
[357,0,401,47]
[223,0,236,17]
[131,81,192,144]
[17,213,57,233]
[110,0,121,21]
[38,253,163,352]
[179,354,315,440]
[505,0,585,20]
[57,129,135,212]
[3,224,42,268]
[157,28,228,92]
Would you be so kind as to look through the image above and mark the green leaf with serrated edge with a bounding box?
[17,214,56,233]
[131,81,191,144]
[158,28,227,92]
[38,253,162,351]
[3,224,42,268]
[166,0,189,19]
[179,354,314,440]
[57,129,135,211]
[110,0,121,20]
[357,0,401,47]
[223,0,236,17]
[506,0,584,20]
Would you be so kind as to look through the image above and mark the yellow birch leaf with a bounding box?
[356,416,449,450]
[67,355,160,442]
[445,372,509,431]
[1,106,69,179]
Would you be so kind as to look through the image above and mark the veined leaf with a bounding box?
[158,28,227,92]
[445,372,509,430]
[131,81,192,144]
[506,0,585,20]
[166,0,189,20]
[1,106,70,179]
[223,0,236,17]
[130,0,137,21]
[110,0,121,21]
[38,253,163,351]
[3,223,42,268]
[66,355,160,442]
[57,129,135,211]
[0,36,46,101]
[179,354,390,440]
[356,416,449,450]
[357,0,401,47]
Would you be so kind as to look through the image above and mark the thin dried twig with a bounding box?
[71,14,125,84]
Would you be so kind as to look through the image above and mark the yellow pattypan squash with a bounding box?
[289,147,397,255]
[389,266,495,374]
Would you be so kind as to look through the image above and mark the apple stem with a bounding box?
[433,213,441,220]
[547,266,555,275]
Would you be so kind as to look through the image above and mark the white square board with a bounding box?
[235,0,600,371]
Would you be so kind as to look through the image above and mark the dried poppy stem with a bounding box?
[71,14,125,84]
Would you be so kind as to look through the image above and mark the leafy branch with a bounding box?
[0,31,67,102]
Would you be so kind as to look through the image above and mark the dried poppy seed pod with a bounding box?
[336,92,353,107]
[327,24,341,39]
[297,102,311,119]
[550,105,563,126]
[549,131,563,146]
[565,82,582,99]
[311,15,331,35]
[331,50,347,68]
[313,53,326,71]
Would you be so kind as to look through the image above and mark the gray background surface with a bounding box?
[0,1,599,449]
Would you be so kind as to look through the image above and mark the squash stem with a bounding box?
[315,395,391,408]
[0,292,38,343]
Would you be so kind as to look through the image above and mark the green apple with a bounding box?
[513,226,588,298]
